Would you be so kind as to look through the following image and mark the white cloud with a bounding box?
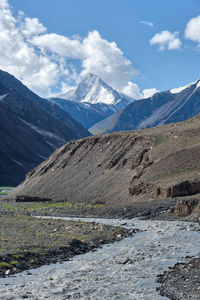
[122,82,158,100]
[122,82,141,99]
[185,15,200,44]
[0,0,157,99]
[22,17,46,37]
[142,88,158,98]
[150,30,182,50]
[32,30,138,92]
[139,21,154,28]
[0,0,60,96]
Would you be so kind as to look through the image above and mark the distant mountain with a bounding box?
[50,73,135,128]
[56,73,134,109]
[49,97,117,129]
[90,78,200,134]
[0,70,90,185]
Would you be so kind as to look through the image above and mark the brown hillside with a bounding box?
[6,114,200,219]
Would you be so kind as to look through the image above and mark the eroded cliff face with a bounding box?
[169,198,200,218]
[5,114,200,220]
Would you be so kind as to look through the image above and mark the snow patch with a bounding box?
[170,78,200,94]
[54,73,134,108]
[0,93,8,101]
[11,158,24,166]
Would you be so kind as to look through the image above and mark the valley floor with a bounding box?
[0,198,199,299]
[0,216,199,299]
[0,212,131,278]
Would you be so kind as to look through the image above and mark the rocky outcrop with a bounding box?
[169,198,200,217]
[152,180,200,199]
[129,149,153,196]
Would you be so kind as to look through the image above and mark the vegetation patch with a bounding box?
[153,135,165,146]
[1,200,105,213]
[0,214,134,277]
[0,187,15,196]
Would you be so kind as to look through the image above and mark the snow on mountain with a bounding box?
[0,94,8,101]
[170,78,200,94]
[89,77,200,134]
[57,73,135,108]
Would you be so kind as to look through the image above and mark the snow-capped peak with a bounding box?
[170,78,200,94]
[56,73,135,107]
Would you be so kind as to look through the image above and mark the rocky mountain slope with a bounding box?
[7,114,200,220]
[90,78,200,134]
[49,97,117,129]
[0,70,90,186]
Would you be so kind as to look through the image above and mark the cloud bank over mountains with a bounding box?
[0,0,153,99]
[1,0,200,99]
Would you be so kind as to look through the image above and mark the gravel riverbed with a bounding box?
[0,217,199,300]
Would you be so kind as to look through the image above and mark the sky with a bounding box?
[1,0,200,99]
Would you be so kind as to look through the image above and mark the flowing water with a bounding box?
[0,217,199,300]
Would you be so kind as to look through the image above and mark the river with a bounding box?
[0,217,199,300]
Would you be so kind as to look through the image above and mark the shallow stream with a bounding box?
[0,217,199,300]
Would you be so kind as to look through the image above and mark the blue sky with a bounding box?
[2,0,200,98]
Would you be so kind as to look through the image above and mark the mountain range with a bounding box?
[2,68,200,186]
[0,70,90,186]
[89,78,200,133]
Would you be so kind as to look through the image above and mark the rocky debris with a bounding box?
[157,258,200,300]
[105,137,142,170]
[129,182,146,196]
[129,148,153,196]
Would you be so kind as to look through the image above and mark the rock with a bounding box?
[5,269,10,275]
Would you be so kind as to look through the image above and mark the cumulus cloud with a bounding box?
[122,82,158,100]
[139,21,154,28]
[0,0,144,98]
[32,30,138,92]
[22,17,46,37]
[0,0,60,96]
[150,30,182,50]
[185,15,200,44]
[142,88,158,98]
[122,82,141,99]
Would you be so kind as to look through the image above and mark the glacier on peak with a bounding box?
[56,73,135,108]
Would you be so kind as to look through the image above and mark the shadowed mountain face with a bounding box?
[7,114,200,220]
[0,70,91,186]
[49,98,117,129]
[89,79,200,134]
